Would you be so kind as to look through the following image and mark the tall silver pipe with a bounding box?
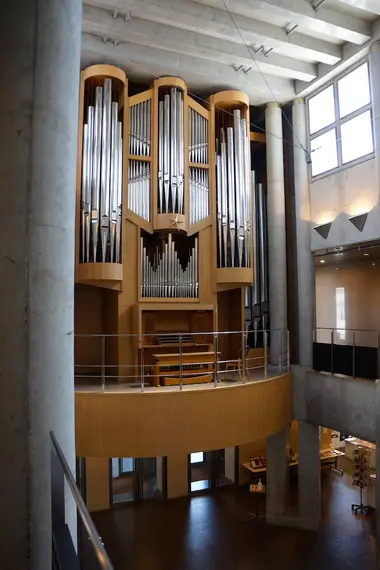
[227,127,236,267]
[158,101,163,213]
[163,94,170,213]
[109,102,118,261]
[178,92,184,214]
[220,130,228,268]
[81,122,89,263]
[91,86,103,262]
[100,78,112,262]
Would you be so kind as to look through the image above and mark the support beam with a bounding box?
[83,5,317,81]
[81,33,295,105]
[334,0,380,16]
[265,102,287,365]
[266,427,289,521]
[84,0,342,65]
[298,421,320,528]
[195,0,372,44]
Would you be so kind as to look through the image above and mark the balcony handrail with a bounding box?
[50,431,114,570]
[74,327,287,338]
[315,327,380,333]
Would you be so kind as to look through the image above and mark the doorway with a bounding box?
[111,457,166,504]
[188,448,237,493]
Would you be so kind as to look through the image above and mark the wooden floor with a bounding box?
[91,470,376,570]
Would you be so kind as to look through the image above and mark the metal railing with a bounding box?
[313,327,380,380]
[74,328,290,392]
[50,432,114,570]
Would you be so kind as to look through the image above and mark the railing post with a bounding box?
[214,333,218,387]
[140,343,145,392]
[101,335,106,392]
[287,330,290,371]
[179,334,183,391]
[279,330,283,372]
[352,331,356,379]
[264,330,268,379]
[242,329,247,384]
[330,329,334,375]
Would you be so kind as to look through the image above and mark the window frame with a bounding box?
[306,58,374,182]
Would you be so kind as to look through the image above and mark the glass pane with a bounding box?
[112,457,135,503]
[189,452,209,492]
[341,110,373,164]
[191,452,204,464]
[338,63,370,118]
[308,85,335,135]
[310,129,338,176]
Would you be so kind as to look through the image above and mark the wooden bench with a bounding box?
[152,351,220,386]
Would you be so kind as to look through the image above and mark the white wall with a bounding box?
[315,262,380,346]
[310,158,380,251]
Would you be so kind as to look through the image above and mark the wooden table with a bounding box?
[152,351,220,386]
[242,449,345,480]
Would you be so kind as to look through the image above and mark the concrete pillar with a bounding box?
[265,102,287,366]
[266,426,289,522]
[166,453,189,499]
[298,421,320,528]
[292,99,314,367]
[369,43,380,188]
[0,1,81,569]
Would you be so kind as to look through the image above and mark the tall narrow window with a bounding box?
[190,452,204,464]
[336,287,346,340]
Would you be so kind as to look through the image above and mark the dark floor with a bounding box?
[92,471,376,570]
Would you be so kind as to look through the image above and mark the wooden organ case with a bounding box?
[75,66,254,386]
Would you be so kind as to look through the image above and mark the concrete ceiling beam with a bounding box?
[296,18,380,96]
[195,0,372,45]
[82,5,318,81]
[81,32,296,105]
[333,0,380,17]
[83,0,343,65]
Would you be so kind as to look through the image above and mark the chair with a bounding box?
[225,346,250,381]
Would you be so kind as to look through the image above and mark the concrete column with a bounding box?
[266,426,289,522]
[292,99,314,367]
[0,1,81,569]
[265,102,287,366]
[369,43,380,195]
[375,380,380,569]
[166,453,189,499]
[298,421,320,528]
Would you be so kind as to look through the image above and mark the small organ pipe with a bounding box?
[215,108,251,268]
[80,79,123,264]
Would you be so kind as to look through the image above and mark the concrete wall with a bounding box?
[298,371,376,442]
[310,158,380,251]
[315,263,380,346]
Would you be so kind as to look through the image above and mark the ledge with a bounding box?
[76,263,123,290]
[75,373,292,458]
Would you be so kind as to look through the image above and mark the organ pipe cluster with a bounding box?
[140,234,198,298]
[80,78,123,263]
[189,108,208,164]
[129,100,151,156]
[215,109,251,268]
[189,168,209,226]
[158,88,184,214]
[128,161,150,222]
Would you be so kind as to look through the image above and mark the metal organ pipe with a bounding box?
[80,78,123,263]
[140,234,199,298]
[215,108,251,268]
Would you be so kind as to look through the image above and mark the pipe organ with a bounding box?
[75,67,264,386]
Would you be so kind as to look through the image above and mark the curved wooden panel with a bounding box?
[153,76,187,91]
[209,90,249,108]
[75,373,292,458]
[76,263,123,283]
[82,64,127,84]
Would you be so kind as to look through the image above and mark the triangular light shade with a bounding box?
[349,213,368,232]
[314,222,331,240]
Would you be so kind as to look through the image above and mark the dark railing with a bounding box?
[50,431,114,570]
[313,328,379,380]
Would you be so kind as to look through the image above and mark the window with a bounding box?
[335,287,346,341]
[308,61,373,178]
[190,452,204,464]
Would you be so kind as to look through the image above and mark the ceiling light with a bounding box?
[320,260,325,263]
[372,263,376,266]
[349,213,368,232]
[364,253,369,256]
[314,222,332,239]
